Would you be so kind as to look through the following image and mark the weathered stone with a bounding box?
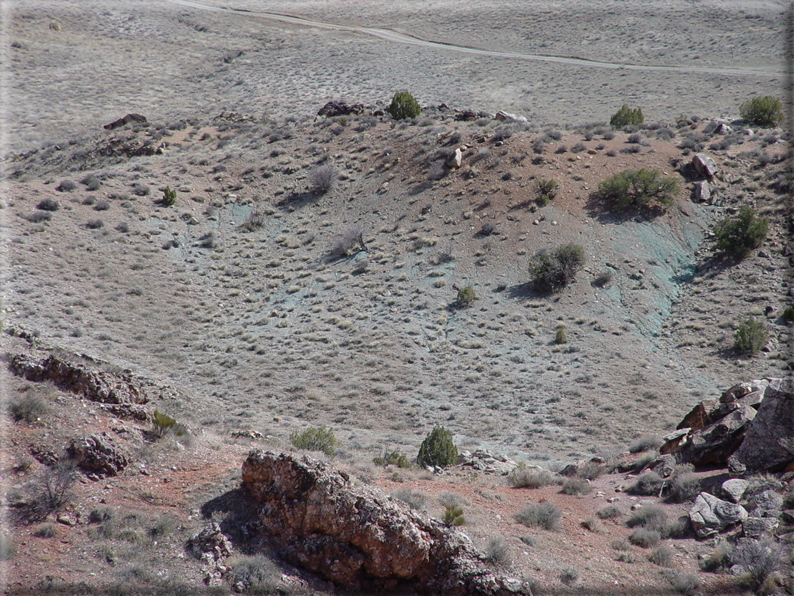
[693,181,711,203]
[742,516,778,539]
[317,101,365,118]
[677,399,720,432]
[68,433,129,477]
[660,428,690,455]
[454,109,479,122]
[746,489,783,514]
[10,353,149,406]
[679,406,756,467]
[721,479,749,503]
[689,492,748,538]
[692,153,718,179]
[242,451,530,595]
[448,147,463,169]
[645,454,676,478]
[103,113,146,130]
[189,522,233,562]
[781,510,794,524]
[494,111,527,123]
[720,380,769,405]
[728,378,794,476]
[231,430,265,440]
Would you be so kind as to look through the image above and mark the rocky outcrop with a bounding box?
[189,522,234,587]
[728,378,794,476]
[317,101,365,118]
[457,449,517,476]
[692,153,718,179]
[678,406,757,467]
[104,113,146,130]
[10,353,149,407]
[241,451,530,595]
[68,432,129,477]
[689,492,748,538]
[494,111,527,123]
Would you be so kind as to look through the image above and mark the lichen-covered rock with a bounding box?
[10,353,148,406]
[729,378,794,476]
[68,432,129,477]
[721,479,749,504]
[241,450,530,595]
[689,492,748,538]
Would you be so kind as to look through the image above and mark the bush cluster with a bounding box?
[417,425,457,468]
[373,451,410,468]
[598,168,679,211]
[528,243,585,292]
[290,425,336,457]
[388,91,421,120]
[710,205,768,258]
[610,104,644,127]
[740,95,783,128]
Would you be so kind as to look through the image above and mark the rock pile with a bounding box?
[241,450,530,595]
[68,432,129,477]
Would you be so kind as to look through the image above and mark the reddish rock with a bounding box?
[68,432,129,477]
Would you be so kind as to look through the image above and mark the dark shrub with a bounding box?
[534,178,557,206]
[36,198,59,211]
[86,219,103,229]
[528,243,585,292]
[240,210,265,232]
[610,104,644,127]
[598,168,679,211]
[161,186,176,207]
[93,199,110,211]
[456,285,477,308]
[417,425,457,468]
[710,205,767,258]
[734,316,768,356]
[326,225,366,260]
[388,91,421,120]
[309,164,338,193]
[571,142,586,153]
[25,211,51,223]
[740,95,783,128]
[628,527,660,548]
[80,174,101,190]
[56,179,76,192]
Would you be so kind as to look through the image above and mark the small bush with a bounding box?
[116,221,129,233]
[484,537,511,567]
[417,425,457,468]
[782,305,794,324]
[309,164,338,193]
[56,179,76,192]
[571,142,586,154]
[598,168,679,211]
[560,478,591,495]
[648,545,674,567]
[25,210,52,223]
[610,104,644,127]
[30,462,77,518]
[515,502,562,531]
[392,488,427,510]
[554,145,567,154]
[667,471,700,503]
[577,461,605,481]
[86,219,104,229]
[442,504,465,527]
[327,225,366,260]
[596,505,623,520]
[740,95,783,128]
[528,243,585,292]
[670,572,700,595]
[240,210,265,232]
[610,538,632,551]
[710,205,768,258]
[554,325,567,345]
[626,505,667,532]
[93,199,110,211]
[290,425,336,457]
[603,130,616,140]
[36,198,59,211]
[161,186,176,207]
[559,567,579,585]
[628,471,665,496]
[388,91,421,120]
[580,517,603,533]
[9,393,48,422]
[628,527,660,548]
[80,174,101,191]
[152,408,176,437]
[34,523,55,538]
[534,178,557,206]
[227,554,280,595]
[700,541,733,572]
[729,540,783,592]
[131,183,150,196]
[592,270,612,287]
[734,316,768,356]
[508,464,559,489]
[629,435,662,453]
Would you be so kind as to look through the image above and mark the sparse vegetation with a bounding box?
[508,464,559,489]
[442,504,465,527]
[36,198,59,211]
[740,95,783,128]
[309,164,338,193]
[710,205,768,258]
[734,316,768,356]
[227,554,280,595]
[629,435,662,453]
[528,243,585,292]
[534,178,558,206]
[596,505,623,520]
[610,104,644,127]
[560,478,591,495]
[628,527,660,548]
[327,225,366,260]
[515,502,562,531]
[161,186,176,207]
[374,451,410,468]
[456,285,477,308]
[392,488,427,510]
[598,168,679,211]
[627,471,665,496]
[559,567,579,585]
[388,91,421,120]
[484,537,511,567]
[417,425,457,468]
[290,425,337,457]
[9,392,48,422]
[626,505,667,532]
[729,539,784,593]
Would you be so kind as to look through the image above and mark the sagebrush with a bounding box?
[598,168,679,211]
[290,425,336,457]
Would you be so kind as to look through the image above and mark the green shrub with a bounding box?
[598,168,679,211]
[740,95,783,128]
[734,316,768,356]
[535,178,558,206]
[417,425,457,468]
[710,205,768,258]
[161,186,176,207]
[515,502,562,531]
[373,451,410,468]
[554,325,567,345]
[152,408,176,437]
[456,285,477,308]
[290,425,336,457]
[610,104,644,127]
[442,504,465,527]
[388,91,421,120]
[528,243,585,292]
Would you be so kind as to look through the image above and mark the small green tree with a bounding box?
[456,285,477,308]
[388,91,421,120]
[555,325,568,344]
[417,425,457,468]
[610,104,644,127]
[740,96,783,128]
[290,426,337,457]
[529,243,585,292]
[161,186,177,207]
[598,168,679,212]
[153,408,176,437]
[442,504,465,527]
[734,317,768,356]
[711,206,768,258]
[535,178,558,206]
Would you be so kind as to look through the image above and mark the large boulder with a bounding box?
[728,378,794,476]
[692,153,718,179]
[689,492,748,538]
[317,101,365,118]
[678,406,757,467]
[68,432,129,477]
[242,451,530,595]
